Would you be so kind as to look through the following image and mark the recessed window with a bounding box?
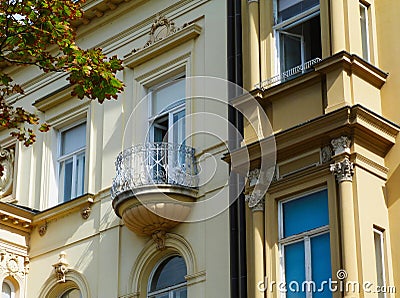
[275,0,321,79]
[374,228,386,298]
[58,122,86,202]
[60,288,82,298]
[148,256,187,298]
[148,76,186,146]
[359,2,370,61]
[279,189,332,297]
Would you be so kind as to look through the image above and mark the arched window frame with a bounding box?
[146,254,187,298]
[2,279,16,298]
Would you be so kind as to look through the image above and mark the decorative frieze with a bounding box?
[53,252,69,283]
[331,136,351,156]
[0,249,29,278]
[330,157,354,182]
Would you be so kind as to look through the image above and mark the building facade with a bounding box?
[0,0,233,297]
[230,0,400,297]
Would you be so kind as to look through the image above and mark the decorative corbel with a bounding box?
[152,230,167,251]
[53,252,69,283]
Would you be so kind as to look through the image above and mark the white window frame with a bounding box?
[57,119,87,202]
[359,1,370,62]
[273,0,320,76]
[2,279,15,298]
[147,74,186,144]
[147,255,187,298]
[278,187,330,298]
[373,228,387,298]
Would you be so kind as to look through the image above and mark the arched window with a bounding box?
[148,256,187,298]
[2,280,15,298]
[60,288,81,298]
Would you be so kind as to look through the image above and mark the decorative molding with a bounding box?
[152,230,167,251]
[80,206,91,220]
[331,136,351,156]
[330,157,354,183]
[38,223,47,237]
[0,249,29,278]
[247,168,261,187]
[124,21,201,68]
[53,252,69,283]
[0,147,14,197]
[320,146,333,163]
[245,190,264,212]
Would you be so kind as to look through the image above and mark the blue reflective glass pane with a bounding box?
[285,241,306,298]
[63,159,73,201]
[311,233,332,298]
[151,256,187,291]
[283,189,329,237]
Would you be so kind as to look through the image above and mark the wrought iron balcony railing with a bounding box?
[255,58,322,91]
[111,142,198,199]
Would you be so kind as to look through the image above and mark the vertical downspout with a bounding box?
[228,0,246,297]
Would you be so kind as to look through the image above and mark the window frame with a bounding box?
[2,279,15,298]
[147,74,186,144]
[278,187,331,298]
[57,119,87,203]
[273,0,321,76]
[373,227,387,298]
[146,254,188,298]
[359,1,370,62]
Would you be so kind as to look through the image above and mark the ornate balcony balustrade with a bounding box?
[111,143,198,246]
[111,142,198,199]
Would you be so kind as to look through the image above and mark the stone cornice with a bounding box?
[314,51,388,89]
[225,105,399,167]
[0,203,35,233]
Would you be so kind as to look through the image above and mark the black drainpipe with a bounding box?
[227,0,246,297]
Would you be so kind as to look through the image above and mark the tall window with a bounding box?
[374,228,386,298]
[2,280,14,298]
[148,76,186,146]
[274,0,321,75]
[359,2,370,61]
[279,188,332,298]
[58,122,86,202]
[148,255,187,298]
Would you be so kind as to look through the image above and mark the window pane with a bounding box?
[311,233,332,297]
[60,158,73,201]
[278,0,319,22]
[284,241,306,298]
[61,123,86,156]
[374,231,385,298]
[360,3,370,61]
[152,79,185,116]
[76,153,85,197]
[283,189,329,237]
[2,282,11,298]
[280,33,302,72]
[173,288,187,298]
[151,256,187,291]
[173,109,185,146]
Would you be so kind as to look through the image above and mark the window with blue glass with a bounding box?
[280,188,332,298]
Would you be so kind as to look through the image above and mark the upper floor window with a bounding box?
[359,2,370,61]
[279,188,332,298]
[58,122,86,202]
[148,255,187,298]
[148,76,186,146]
[274,0,321,75]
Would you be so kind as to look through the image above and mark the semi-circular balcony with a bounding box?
[111,142,198,240]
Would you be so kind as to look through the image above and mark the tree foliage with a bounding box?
[0,0,124,146]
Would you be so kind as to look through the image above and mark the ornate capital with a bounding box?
[330,157,354,182]
[53,252,69,283]
[245,190,264,212]
[331,136,351,156]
